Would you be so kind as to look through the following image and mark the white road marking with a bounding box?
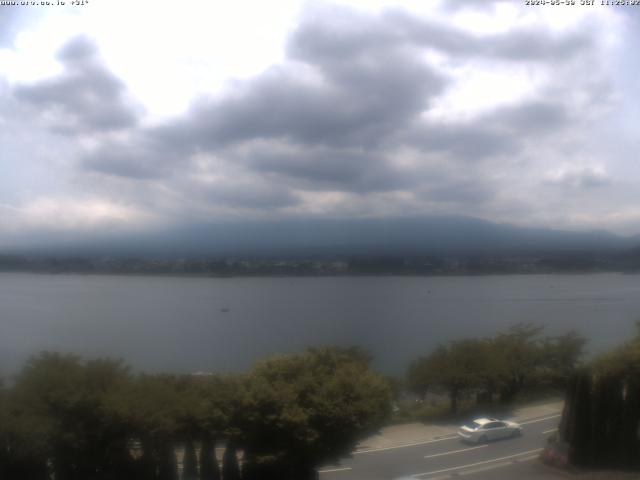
[542,428,558,434]
[411,448,543,478]
[355,435,458,455]
[518,414,561,425]
[424,445,487,459]
[318,467,352,474]
[458,461,512,476]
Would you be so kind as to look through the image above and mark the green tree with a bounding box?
[10,353,134,480]
[540,330,586,388]
[493,323,544,403]
[185,374,240,480]
[408,324,585,411]
[236,346,391,479]
[406,357,434,400]
[119,374,185,480]
[435,341,486,414]
[408,339,496,414]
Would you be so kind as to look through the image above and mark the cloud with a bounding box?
[403,121,518,162]
[0,2,633,240]
[12,35,140,134]
[546,166,611,189]
[72,4,616,224]
[421,179,496,205]
[196,178,301,209]
[81,134,176,179]
[161,22,444,151]
[77,6,447,198]
[440,0,519,10]
[0,196,154,234]
[243,143,416,193]
[0,7,35,47]
[387,8,592,62]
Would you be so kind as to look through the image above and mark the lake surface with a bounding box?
[1,272,639,376]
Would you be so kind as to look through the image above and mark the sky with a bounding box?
[1,0,640,249]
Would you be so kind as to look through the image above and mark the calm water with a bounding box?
[1,272,639,376]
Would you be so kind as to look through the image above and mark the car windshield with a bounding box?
[464,421,483,430]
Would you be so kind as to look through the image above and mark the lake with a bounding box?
[1,272,639,377]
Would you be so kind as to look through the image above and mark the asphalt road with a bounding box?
[318,414,561,480]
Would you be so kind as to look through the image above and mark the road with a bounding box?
[318,414,561,480]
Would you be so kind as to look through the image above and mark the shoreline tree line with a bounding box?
[406,323,586,415]
[0,347,390,480]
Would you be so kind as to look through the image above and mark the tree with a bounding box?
[185,374,240,480]
[199,434,221,480]
[406,357,433,401]
[221,443,241,480]
[540,330,586,388]
[236,346,391,479]
[182,440,198,480]
[408,324,585,412]
[590,331,640,467]
[433,341,486,414]
[10,353,135,480]
[558,330,640,470]
[1,346,388,480]
[567,369,592,466]
[408,339,495,414]
[119,374,187,480]
[493,323,544,403]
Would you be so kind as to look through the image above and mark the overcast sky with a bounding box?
[1,0,639,248]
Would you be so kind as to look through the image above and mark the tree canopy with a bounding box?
[237,346,391,479]
[406,324,585,413]
[0,347,391,480]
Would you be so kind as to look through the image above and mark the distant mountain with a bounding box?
[7,216,639,259]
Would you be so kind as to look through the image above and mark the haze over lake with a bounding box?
[2,272,639,377]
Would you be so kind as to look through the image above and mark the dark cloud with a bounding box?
[81,139,172,179]
[388,9,592,62]
[399,100,569,162]
[491,101,570,132]
[403,122,518,161]
[199,181,301,209]
[57,34,99,63]
[422,180,496,205]
[80,7,445,188]
[246,146,415,193]
[72,4,611,222]
[165,47,443,150]
[13,35,140,134]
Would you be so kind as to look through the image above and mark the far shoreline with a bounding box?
[0,269,637,279]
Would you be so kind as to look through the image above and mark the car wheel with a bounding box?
[511,429,522,438]
[478,435,488,444]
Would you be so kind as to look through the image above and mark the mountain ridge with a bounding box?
[4,215,638,259]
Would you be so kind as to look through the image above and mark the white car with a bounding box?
[457,417,522,443]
